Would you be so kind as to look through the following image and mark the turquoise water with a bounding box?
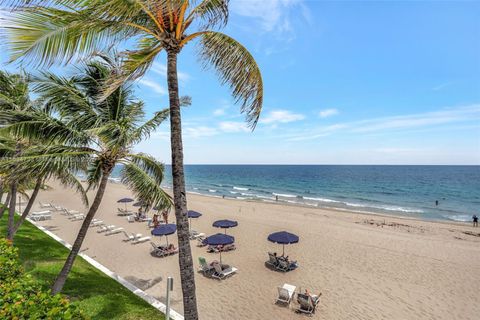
[111,165,480,222]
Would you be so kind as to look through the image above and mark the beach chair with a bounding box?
[105,227,124,235]
[276,284,296,305]
[97,225,115,233]
[211,263,238,280]
[122,231,140,242]
[132,236,150,244]
[39,201,53,208]
[30,210,51,216]
[296,293,321,314]
[65,209,80,217]
[30,213,52,221]
[90,219,103,227]
[70,214,85,221]
[267,252,279,267]
[197,237,207,247]
[276,257,298,272]
[51,205,64,211]
[150,242,168,257]
[198,257,215,275]
[117,208,133,216]
[127,215,135,223]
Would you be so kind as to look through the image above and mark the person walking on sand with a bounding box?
[473,214,478,227]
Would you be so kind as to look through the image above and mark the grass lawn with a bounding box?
[0,213,164,320]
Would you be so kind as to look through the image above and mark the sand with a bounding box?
[31,180,480,320]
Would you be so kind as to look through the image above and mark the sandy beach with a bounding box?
[31,180,480,320]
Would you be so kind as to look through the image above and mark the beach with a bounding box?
[32,180,480,320]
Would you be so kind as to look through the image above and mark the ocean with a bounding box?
[110,165,480,222]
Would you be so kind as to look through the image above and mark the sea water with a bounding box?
[110,165,480,222]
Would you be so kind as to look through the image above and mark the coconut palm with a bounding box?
[0,55,172,294]
[4,1,263,316]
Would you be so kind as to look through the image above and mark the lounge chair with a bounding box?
[207,244,236,253]
[97,225,115,233]
[189,230,205,240]
[105,227,124,235]
[276,284,296,305]
[51,205,64,211]
[90,219,103,227]
[267,252,279,267]
[117,208,133,216]
[150,242,168,257]
[196,236,207,247]
[132,236,150,244]
[31,210,51,216]
[198,257,215,275]
[127,215,135,223]
[276,257,298,272]
[211,263,238,280]
[65,209,80,217]
[39,201,53,208]
[30,213,52,221]
[296,293,321,314]
[122,232,141,242]
[70,214,85,221]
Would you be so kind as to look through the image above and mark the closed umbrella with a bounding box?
[212,219,238,234]
[203,233,235,264]
[267,231,299,256]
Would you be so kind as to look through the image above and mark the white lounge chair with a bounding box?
[70,214,85,221]
[31,210,51,216]
[51,205,64,211]
[132,236,150,244]
[276,284,296,305]
[122,232,142,242]
[30,213,52,221]
[297,292,321,314]
[212,263,238,280]
[97,225,115,233]
[105,227,124,235]
[126,215,135,223]
[90,219,103,227]
[39,202,53,208]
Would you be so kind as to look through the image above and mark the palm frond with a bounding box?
[185,0,229,30]
[130,108,169,143]
[85,157,102,191]
[55,170,89,206]
[0,109,92,145]
[196,31,263,127]
[120,160,171,210]
[126,153,165,185]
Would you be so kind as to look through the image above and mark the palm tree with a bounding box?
[0,55,172,294]
[4,2,263,317]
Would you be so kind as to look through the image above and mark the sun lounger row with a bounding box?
[198,257,238,280]
[206,243,236,253]
[276,283,321,314]
[267,252,298,272]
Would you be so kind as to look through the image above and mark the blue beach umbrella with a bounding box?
[203,233,235,264]
[187,210,202,230]
[267,231,299,256]
[117,197,134,210]
[212,219,238,234]
[151,224,177,245]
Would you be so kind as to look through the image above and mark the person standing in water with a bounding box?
[473,214,478,227]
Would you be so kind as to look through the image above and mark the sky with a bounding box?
[1,0,480,165]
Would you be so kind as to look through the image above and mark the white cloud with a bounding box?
[213,108,226,116]
[230,0,310,36]
[219,121,250,133]
[432,82,452,91]
[138,79,167,95]
[151,62,190,82]
[184,126,218,138]
[286,104,480,141]
[318,108,339,118]
[261,110,305,124]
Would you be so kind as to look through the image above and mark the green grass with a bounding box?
[0,213,164,320]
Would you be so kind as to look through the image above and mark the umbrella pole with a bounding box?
[283,244,285,257]
[219,251,222,266]
[166,236,169,246]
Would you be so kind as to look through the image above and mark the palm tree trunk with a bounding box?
[6,183,17,240]
[51,171,110,295]
[0,192,11,220]
[166,50,198,320]
[12,177,43,236]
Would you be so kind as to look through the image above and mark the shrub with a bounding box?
[0,238,86,319]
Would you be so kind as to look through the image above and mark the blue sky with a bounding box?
[1,0,480,164]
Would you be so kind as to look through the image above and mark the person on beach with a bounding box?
[152,214,160,228]
[161,209,169,224]
[473,214,478,227]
